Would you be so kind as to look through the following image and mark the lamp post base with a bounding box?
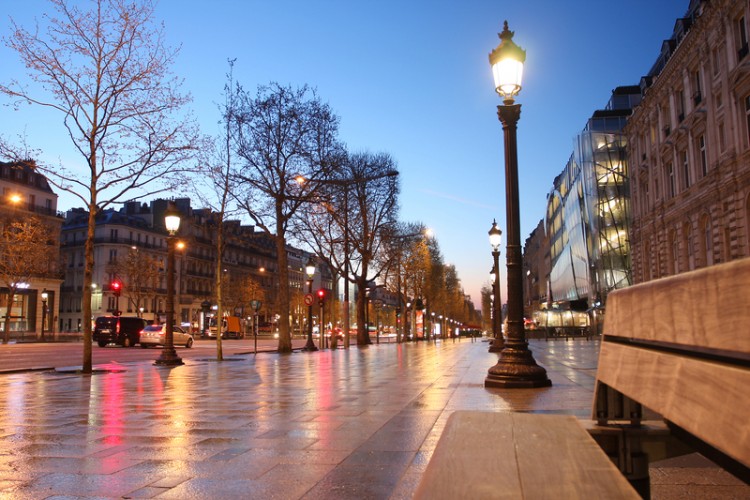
[484,344,551,388]
[154,349,184,366]
[488,338,504,352]
[301,339,318,352]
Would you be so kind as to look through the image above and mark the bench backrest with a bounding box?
[595,257,750,470]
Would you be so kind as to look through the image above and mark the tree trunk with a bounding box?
[215,219,224,361]
[82,203,96,373]
[275,213,292,353]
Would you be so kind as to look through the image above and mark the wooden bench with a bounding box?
[593,257,750,486]
[414,412,640,499]
[415,258,750,498]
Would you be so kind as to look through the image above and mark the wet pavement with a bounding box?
[0,338,746,499]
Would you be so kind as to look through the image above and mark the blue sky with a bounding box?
[1,0,688,307]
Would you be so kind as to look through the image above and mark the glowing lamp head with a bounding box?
[488,219,502,251]
[305,257,316,279]
[489,21,526,103]
[164,201,182,235]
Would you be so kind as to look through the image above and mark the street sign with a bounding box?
[304,294,314,306]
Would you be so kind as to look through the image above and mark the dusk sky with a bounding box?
[2,0,689,308]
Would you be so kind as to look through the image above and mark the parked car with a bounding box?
[139,324,194,348]
[93,316,147,348]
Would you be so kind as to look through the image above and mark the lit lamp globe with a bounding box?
[489,21,526,104]
[305,258,316,279]
[164,203,182,235]
[488,220,502,251]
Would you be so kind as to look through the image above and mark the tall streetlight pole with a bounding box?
[40,289,48,341]
[302,257,318,351]
[489,220,503,352]
[485,22,550,388]
[155,201,183,366]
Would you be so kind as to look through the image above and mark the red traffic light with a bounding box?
[111,280,122,296]
[316,289,326,303]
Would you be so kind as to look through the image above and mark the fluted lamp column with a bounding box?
[488,220,504,352]
[155,201,184,366]
[301,257,318,351]
[485,22,550,388]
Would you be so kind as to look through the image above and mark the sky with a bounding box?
[1,0,689,309]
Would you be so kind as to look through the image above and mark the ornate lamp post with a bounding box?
[156,201,183,366]
[40,289,48,341]
[485,22,550,388]
[201,300,211,338]
[302,257,318,351]
[488,220,504,352]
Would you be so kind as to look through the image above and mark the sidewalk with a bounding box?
[0,339,746,499]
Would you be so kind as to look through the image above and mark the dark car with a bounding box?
[93,316,147,347]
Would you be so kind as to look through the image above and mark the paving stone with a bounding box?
[0,339,746,499]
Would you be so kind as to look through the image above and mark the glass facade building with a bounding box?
[545,87,640,318]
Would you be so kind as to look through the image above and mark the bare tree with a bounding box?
[191,59,241,360]
[1,0,196,372]
[338,152,400,345]
[106,247,160,318]
[230,82,343,353]
[0,217,54,343]
[380,222,426,342]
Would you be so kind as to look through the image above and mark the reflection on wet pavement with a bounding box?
[2,338,741,499]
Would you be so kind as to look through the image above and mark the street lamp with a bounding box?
[489,220,503,352]
[201,300,211,338]
[302,257,318,351]
[40,289,48,341]
[485,22,550,388]
[155,201,183,366]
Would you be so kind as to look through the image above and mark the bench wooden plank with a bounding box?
[414,411,639,499]
[596,341,750,468]
[605,257,750,355]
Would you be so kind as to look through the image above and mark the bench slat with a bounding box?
[605,257,750,355]
[597,341,750,468]
[414,411,639,499]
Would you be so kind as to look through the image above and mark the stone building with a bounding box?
[627,0,750,282]
[59,198,280,333]
[0,161,64,338]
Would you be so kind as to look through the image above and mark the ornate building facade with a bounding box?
[0,161,64,338]
[627,0,750,283]
[59,198,280,333]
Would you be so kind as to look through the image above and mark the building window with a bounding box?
[698,134,708,176]
[110,229,118,242]
[712,46,721,76]
[718,121,726,153]
[745,96,750,147]
[669,229,678,275]
[683,221,693,271]
[736,15,748,61]
[693,70,702,105]
[666,163,675,199]
[681,150,690,189]
[109,249,117,263]
[677,89,685,121]
[699,214,713,267]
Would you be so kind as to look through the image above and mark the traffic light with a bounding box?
[316,288,326,305]
[111,280,122,297]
